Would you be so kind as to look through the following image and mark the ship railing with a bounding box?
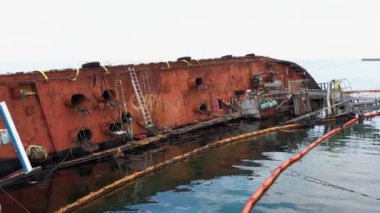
[317,82,329,91]
[288,79,323,93]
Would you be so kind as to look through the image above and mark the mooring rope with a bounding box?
[56,124,302,213]
[285,169,380,201]
[0,187,30,213]
[242,111,380,213]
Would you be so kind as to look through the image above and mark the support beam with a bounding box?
[0,102,32,174]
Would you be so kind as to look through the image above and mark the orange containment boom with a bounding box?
[342,89,380,93]
[242,111,380,213]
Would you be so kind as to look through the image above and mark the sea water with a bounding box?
[81,118,380,213]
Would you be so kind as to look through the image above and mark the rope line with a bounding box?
[0,187,30,213]
[69,68,80,81]
[180,60,191,66]
[101,66,109,74]
[37,71,49,81]
[285,169,380,201]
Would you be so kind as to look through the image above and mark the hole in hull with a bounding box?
[102,90,116,101]
[77,129,92,143]
[108,123,123,132]
[121,112,133,123]
[71,94,86,106]
[195,78,203,86]
[199,103,208,113]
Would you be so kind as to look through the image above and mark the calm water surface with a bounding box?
[79,118,380,213]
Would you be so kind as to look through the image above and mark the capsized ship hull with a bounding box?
[0,55,319,176]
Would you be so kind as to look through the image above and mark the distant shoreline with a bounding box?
[362,58,380,61]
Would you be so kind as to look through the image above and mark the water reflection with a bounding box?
[87,118,379,212]
[0,120,262,212]
[1,117,380,212]
[81,125,318,212]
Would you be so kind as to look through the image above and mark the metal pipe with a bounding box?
[0,102,32,173]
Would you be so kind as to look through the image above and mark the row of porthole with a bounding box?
[75,101,216,142]
[70,89,116,106]
[76,120,130,143]
[73,98,132,143]
[75,101,218,143]
[70,77,203,107]
[196,99,223,114]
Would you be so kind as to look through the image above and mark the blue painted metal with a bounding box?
[0,101,32,173]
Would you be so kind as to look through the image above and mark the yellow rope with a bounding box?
[180,60,191,66]
[101,65,109,74]
[70,68,80,81]
[38,71,48,81]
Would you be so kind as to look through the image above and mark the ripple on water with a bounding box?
[79,118,380,213]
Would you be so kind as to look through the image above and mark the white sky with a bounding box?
[1,0,379,71]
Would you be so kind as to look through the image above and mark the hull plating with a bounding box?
[0,55,317,175]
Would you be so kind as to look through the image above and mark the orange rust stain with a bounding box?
[0,56,314,160]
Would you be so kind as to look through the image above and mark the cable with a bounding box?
[47,148,72,177]
[286,169,380,201]
[0,187,30,213]
[47,136,77,177]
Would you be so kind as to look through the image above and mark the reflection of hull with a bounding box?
[0,121,308,212]
[0,55,317,176]
[260,107,277,118]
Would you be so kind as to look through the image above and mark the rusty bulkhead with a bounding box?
[0,55,321,177]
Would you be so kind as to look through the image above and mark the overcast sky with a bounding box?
[1,0,379,72]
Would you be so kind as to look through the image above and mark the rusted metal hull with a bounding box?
[0,55,318,175]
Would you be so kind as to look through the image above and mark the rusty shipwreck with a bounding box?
[0,55,324,178]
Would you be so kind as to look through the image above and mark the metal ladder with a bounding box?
[129,67,154,127]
